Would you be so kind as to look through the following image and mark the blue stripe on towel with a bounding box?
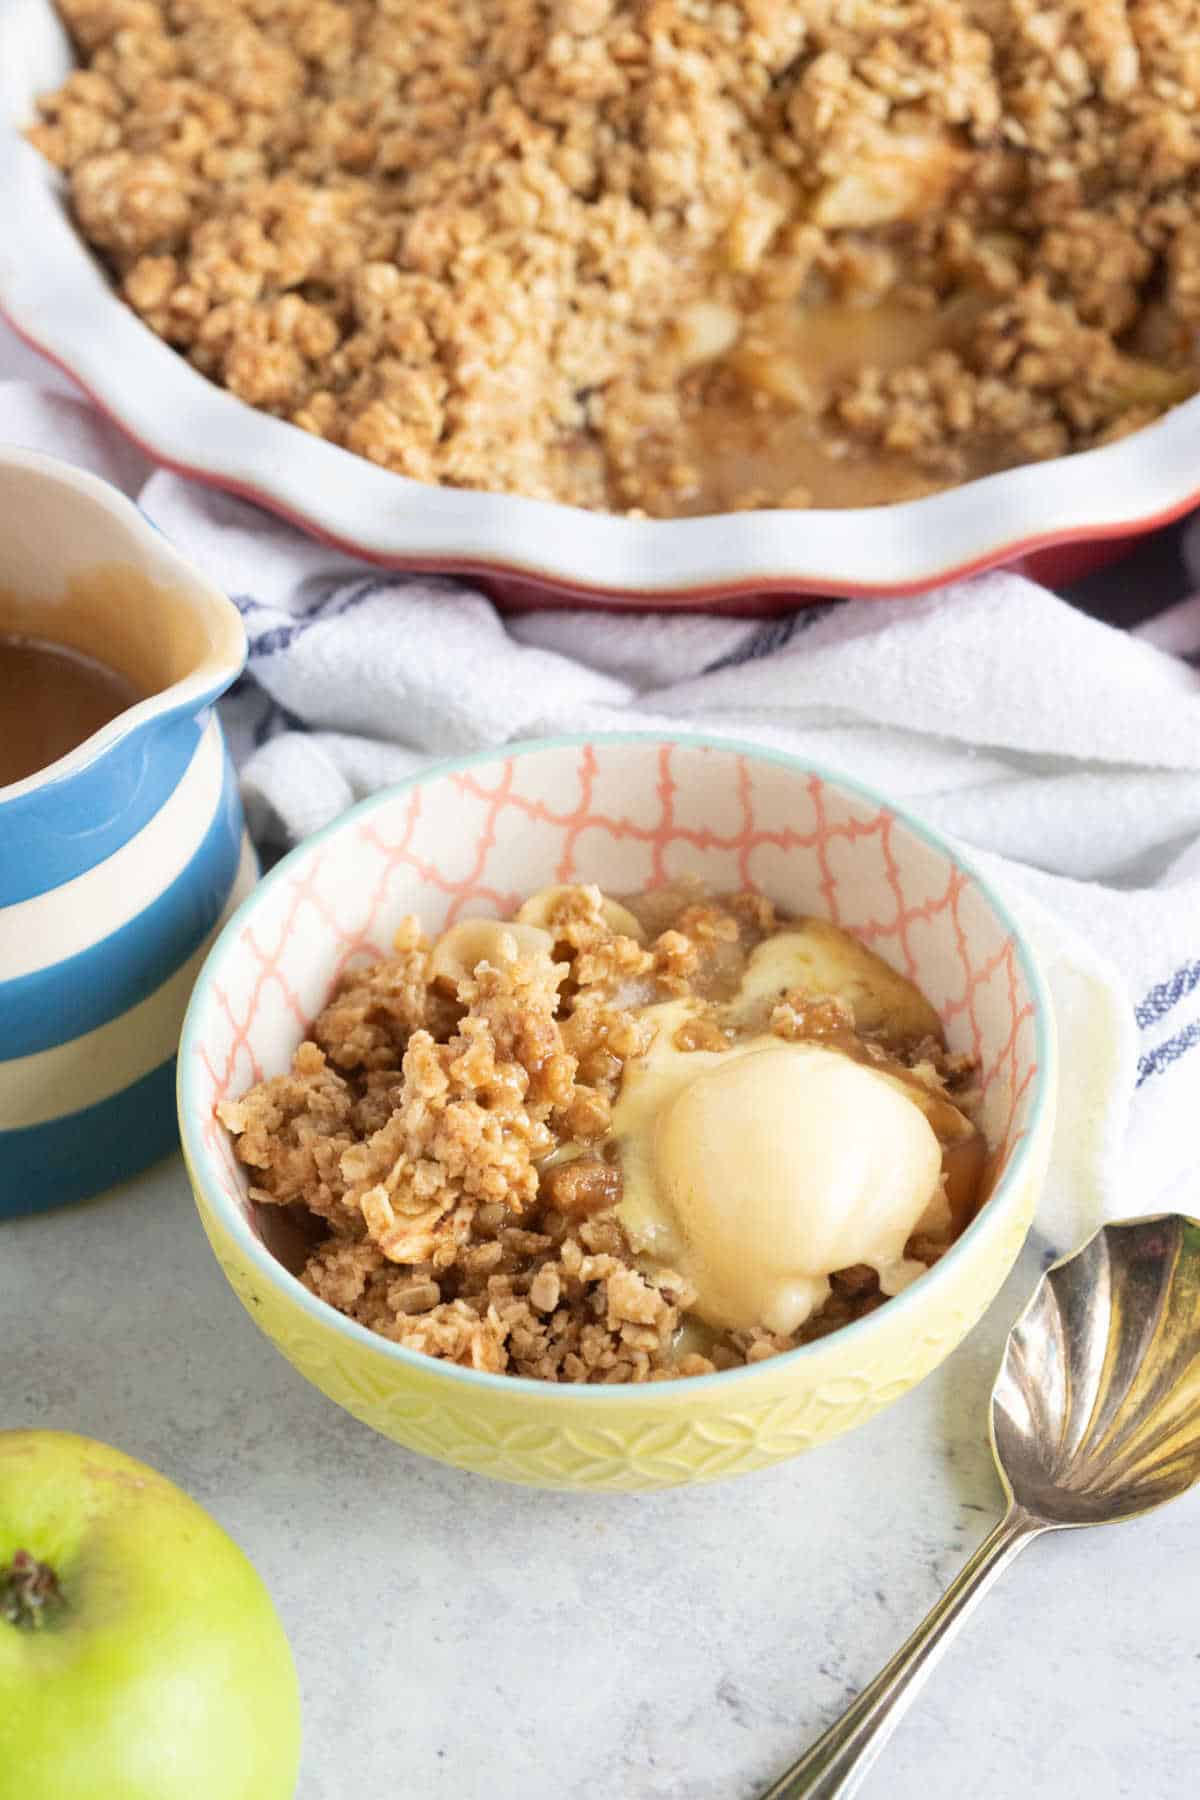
[0,709,212,907]
[701,603,842,674]
[0,1056,178,1216]
[1135,958,1200,1029]
[232,575,395,662]
[1137,1018,1200,1088]
[0,752,240,1061]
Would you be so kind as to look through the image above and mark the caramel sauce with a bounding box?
[0,633,145,787]
[680,295,1008,513]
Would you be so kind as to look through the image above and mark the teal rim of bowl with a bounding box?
[178,730,1057,1403]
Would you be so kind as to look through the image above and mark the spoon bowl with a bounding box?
[994,1214,1200,1526]
[762,1213,1200,1799]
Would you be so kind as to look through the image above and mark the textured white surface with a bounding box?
[3,1156,1196,1800]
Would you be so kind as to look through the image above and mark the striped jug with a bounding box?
[0,448,254,1213]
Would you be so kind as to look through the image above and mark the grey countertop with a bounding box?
[5,1157,1196,1800]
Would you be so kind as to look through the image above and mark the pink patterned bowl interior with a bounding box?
[178,735,1054,1481]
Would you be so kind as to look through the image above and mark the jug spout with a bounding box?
[0,451,246,894]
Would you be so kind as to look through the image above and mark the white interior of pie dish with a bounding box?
[4,0,1200,603]
[179,735,1053,1332]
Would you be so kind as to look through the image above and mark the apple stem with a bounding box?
[0,1549,63,1630]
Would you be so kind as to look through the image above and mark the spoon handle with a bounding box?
[759,1506,1041,1800]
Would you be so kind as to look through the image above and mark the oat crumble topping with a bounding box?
[218,884,985,1383]
[30,0,1200,513]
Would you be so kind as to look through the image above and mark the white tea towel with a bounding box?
[3,360,1200,1257]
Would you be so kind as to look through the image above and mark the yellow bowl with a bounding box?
[178,734,1057,1491]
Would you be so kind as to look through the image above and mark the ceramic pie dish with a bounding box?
[4,0,1197,612]
[178,734,1057,1491]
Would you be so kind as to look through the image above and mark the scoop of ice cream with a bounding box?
[612,1016,944,1334]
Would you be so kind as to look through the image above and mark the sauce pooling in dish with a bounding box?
[0,633,144,786]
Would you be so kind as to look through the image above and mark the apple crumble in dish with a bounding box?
[218,884,988,1383]
[28,0,1200,515]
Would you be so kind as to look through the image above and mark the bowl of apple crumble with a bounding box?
[178,734,1056,1490]
[2,0,1199,604]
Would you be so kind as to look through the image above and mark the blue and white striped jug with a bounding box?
[0,448,255,1213]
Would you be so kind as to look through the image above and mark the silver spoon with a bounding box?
[760,1213,1200,1800]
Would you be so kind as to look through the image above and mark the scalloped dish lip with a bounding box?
[178,731,1058,1403]
[5,0,1200,607]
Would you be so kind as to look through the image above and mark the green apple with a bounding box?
[0,1431,301,1800]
